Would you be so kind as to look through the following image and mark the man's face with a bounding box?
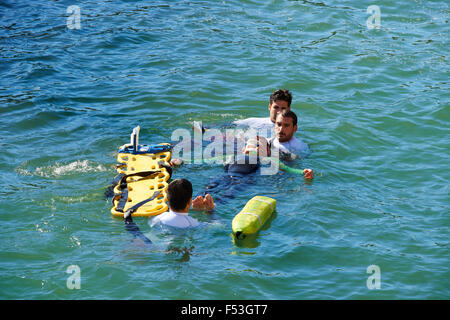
[268,100,290,123]
[275,114,297,143]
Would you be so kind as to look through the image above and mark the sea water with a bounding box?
[0,0,448,299]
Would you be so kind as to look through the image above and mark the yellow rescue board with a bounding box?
[110,143,172,217]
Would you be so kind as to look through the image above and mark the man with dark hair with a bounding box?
[123,179,214,243]
[167,178,193,211]
[268,89,292,122]
[269,110,310,160]
[150,179,214,228]
[233,89,292,135]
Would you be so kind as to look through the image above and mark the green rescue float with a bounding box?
[232,196,276,239]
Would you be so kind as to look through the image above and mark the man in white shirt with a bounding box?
[269,110,311,162]
[187,89,311,162]
[233,89,292,137]
[150,179,214,229]
[123,179,214,243]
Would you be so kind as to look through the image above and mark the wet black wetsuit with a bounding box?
[196,154,261,204]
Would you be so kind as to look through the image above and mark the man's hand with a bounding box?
[169,158,183,166]
[192,194,215,212]
[303,168,314,180]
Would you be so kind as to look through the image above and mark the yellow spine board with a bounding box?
[232,196,277,235]
[110,144,171,217]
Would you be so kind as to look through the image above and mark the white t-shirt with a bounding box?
[270,136,310,158]
[234,117,310,157]
[149,210,200,229]
[233,117,274,138]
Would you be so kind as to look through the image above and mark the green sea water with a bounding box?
[0,0,448,299]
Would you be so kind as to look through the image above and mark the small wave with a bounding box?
[16,160,108,178]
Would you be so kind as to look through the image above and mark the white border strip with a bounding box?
[254,198,274,212]
[240,212,263,226]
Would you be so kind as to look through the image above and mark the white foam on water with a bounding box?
[17,160,108,178]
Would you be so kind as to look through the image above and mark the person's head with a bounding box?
[275,110,298,143]
[167,179,193,212]
[242,136,271,157]
[268,89,292,123]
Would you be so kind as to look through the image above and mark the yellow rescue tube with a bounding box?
[232,196,276,238]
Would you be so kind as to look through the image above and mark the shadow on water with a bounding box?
[231,211,278,249]
[167,245,195,262]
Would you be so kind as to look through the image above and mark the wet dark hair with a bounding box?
[167,179,193,211]
[270,89,292,107]
[277,110,298,127]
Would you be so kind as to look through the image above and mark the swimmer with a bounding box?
[123,179,215,243]
[150,179,214,227]
[170,132,313,181]
[269,110,310,160]
[194,136,313,205]
[233,89,292,135]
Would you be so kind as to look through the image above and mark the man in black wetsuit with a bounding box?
[191,136,271,207]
